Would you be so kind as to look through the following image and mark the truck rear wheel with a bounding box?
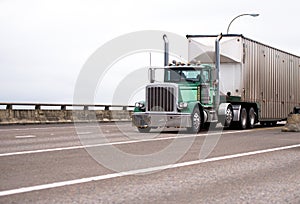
[248,107,256,129]
[239,107,248,129]
[220,105,233,128]
[187,107,201,133]
[231,107,247,130]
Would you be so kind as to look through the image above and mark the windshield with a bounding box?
[164,68,210,83]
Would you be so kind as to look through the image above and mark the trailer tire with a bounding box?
[187,107,201,133]
[248,107,256,129]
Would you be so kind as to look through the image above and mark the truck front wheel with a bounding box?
[187,107,201,133]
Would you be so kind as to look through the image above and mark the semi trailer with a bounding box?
[132,34,300,133]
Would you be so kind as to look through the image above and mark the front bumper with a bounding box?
[132,112,192,128]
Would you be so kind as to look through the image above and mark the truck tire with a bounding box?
[220,105,233,128]
[230,107,247,130]
[247,107,256,129]
[187,107,201,133]
[239,107,248,129]
[138,127,151,133]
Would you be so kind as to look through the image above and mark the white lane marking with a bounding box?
[77,132,92,135]
[0,146,84,157]
[0,128,266,157]
[0,143,299,197]
[15,135,36,139]
[0,126,75,132]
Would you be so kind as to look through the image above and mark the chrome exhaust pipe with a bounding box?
[215,33,223,107]
[163,34,169,66]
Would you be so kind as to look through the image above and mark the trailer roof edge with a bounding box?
[186,34,243,38]
[186,34,300,58]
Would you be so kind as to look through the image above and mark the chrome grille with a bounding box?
[147,86,176,112]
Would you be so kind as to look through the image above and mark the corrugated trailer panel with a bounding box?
[242,37,300,121]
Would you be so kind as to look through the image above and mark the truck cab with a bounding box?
[132,63,221,133]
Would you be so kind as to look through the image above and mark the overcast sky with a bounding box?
[1,0,300,104]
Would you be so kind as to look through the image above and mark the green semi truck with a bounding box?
[132,34,300,133]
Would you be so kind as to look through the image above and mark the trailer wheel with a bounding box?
[248,107,256,129]
[187,107,201,133]
[138,127,151,133]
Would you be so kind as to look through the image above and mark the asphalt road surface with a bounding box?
[0,122,299,203]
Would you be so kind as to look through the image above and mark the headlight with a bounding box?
[178,102,188,109]
[135,102,145,109]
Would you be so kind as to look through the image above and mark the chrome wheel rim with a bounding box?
[193,112,200,130]
[226,108,233,124]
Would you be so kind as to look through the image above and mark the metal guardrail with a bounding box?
[0,103,135,111]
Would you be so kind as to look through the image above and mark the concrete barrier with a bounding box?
[0,110,133,125]
[0,103,133,125]
[282,114,300,132]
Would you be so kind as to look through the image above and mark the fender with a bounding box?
[183,102,207,124]
[218,103,232,116]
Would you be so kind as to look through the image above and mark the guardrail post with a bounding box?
[105,106,109,111]
[61,105,66,110]
[123,106,127,110]
[6,104,12,110]
[35,105,41,110]
[84,106,89,110]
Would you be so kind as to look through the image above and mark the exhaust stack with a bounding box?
[215,33,223,107]
[163,34,169,66]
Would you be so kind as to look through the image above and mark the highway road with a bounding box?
[0,122,299,203]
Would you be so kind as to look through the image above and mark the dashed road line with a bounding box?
[15,135,36,139]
